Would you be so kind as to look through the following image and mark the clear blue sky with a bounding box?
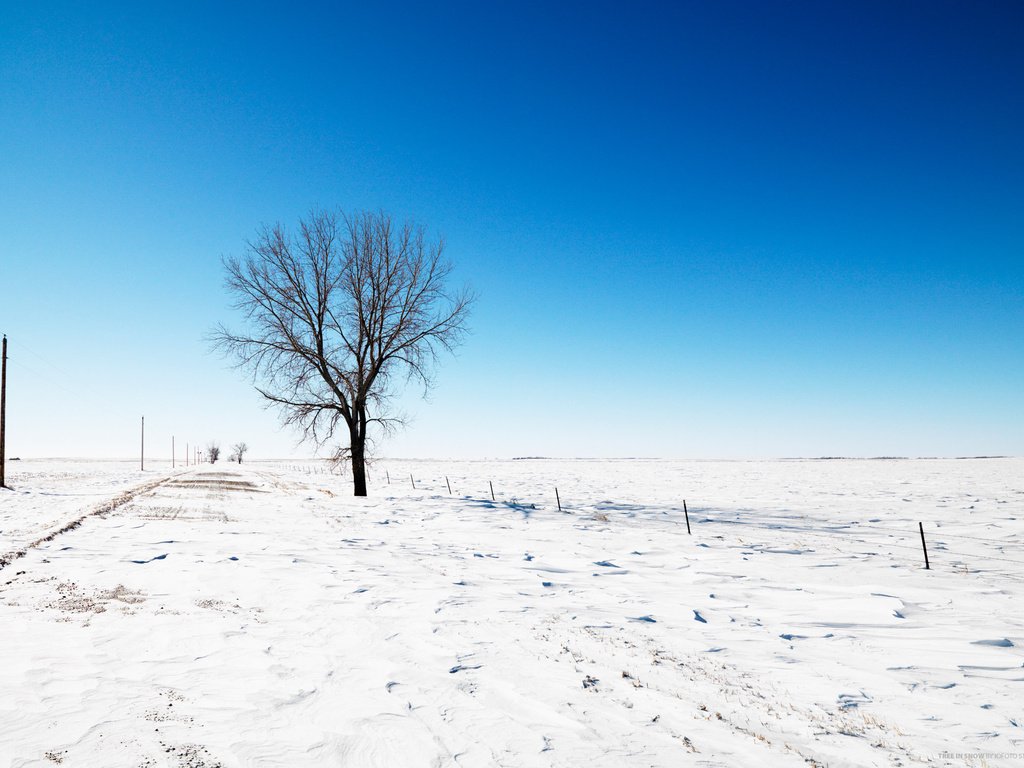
[1,1,1021,459]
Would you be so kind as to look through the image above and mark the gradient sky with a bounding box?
[1,1,1022,460]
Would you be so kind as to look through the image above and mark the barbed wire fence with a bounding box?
[324,462,1024,581]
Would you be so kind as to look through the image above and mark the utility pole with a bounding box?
[0,334,7,489]
[141,416,145,471]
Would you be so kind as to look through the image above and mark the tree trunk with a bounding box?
[350,432,368,496]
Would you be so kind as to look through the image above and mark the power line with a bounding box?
[6,342,133,423]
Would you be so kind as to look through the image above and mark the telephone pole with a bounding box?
[0,334,7,489]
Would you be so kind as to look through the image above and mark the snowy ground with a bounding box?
[0,457,1022,767]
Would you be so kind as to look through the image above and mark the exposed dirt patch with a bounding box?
[195,597,265,622]
[44,582,145,616]
[133,504,229,523]
[142,688,195,729]
[165,478,262,493]
[158,742,223,768]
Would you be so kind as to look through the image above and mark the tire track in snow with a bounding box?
[0,471,183,571]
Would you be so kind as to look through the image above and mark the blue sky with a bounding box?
[1,1,1021,459]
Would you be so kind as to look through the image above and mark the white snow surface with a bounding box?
[1,457,1022,767]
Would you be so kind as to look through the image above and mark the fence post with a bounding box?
[446,476,452,494]
[684,499,691,535]
[410,474,416,490]
[919,522,930,570]
[555,487,561,512]
[489,480,495,501]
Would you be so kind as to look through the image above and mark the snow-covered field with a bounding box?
[1,457,1022,767]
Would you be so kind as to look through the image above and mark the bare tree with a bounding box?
[207,442,221,463]
[231,442,249,464]
[213,209,473,496]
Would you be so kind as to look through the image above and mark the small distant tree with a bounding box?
[207,442,221,463]
[213,209,473,496]
[232,442,248,464]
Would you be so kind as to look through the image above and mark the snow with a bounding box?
[1,457,1022,766]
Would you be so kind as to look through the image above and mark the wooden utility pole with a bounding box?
[0,334,7,489]
[141,416,145,471]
